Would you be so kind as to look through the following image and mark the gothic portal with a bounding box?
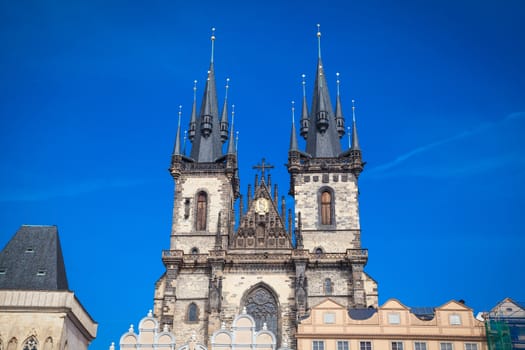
[152,27,378,349]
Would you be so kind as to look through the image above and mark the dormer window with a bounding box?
[25,248,34,253]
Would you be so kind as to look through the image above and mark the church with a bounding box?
[146,26,378,349]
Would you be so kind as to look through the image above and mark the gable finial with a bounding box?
[291,100,296,123]
[352,98,356,122]
[210,27,216,63]
[317,24,322,58]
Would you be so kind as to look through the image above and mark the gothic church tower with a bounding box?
[153,27,377,350]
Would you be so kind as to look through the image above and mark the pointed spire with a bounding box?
[289,101,299,151]
[351,99,361,150]
[335,72,345,138]
[317,24,322,59]
[300,74,309,139]
[188,80,197,142]
[183,130,188,155]
[220,78,230,143]
[173,105,183,155]
[210,27,216,63]
[305,24,341,158]
[190,28,223,162]
[227,104,236,154]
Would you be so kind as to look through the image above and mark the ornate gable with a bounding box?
[230,178,292,250]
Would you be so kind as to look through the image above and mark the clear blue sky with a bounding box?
[1,1,524,349]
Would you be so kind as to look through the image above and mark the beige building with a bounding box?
[0,225,97,350]
[297,299,486,350]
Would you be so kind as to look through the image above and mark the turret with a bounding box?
[219,78,230,143]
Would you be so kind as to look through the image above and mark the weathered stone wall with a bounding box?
[293,172,360,252]
[171,173,233,253]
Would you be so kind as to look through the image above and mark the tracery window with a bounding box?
[324,278,333,295]
[320,190,333,225]
[187,302,198,322]
[244,287,278,336]
[196,192,207,231]
[22,337,37,350]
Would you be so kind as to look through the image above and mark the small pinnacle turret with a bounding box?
[335,73,345,139]
[173,105,183,156]
[289,101,299,151]
[351,99,360,151]
[220,78,230,143]
[300,74,309,139]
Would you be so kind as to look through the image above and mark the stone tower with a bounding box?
[153,27,377,350]
[287,26,377,309]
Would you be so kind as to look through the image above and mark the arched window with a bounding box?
[196,192,207,231]
[244,286,278,335]
[324,278,333,295]
[190,247,199,255]
[22,337,37,350]
[320,190,333,225]
[187,303,198,322]
[315,247,323,256]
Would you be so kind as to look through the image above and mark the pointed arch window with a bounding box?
[22,337,38,350]
[244,286,278,336]
[187,302,198,322]
[324,278,333,295]
[196,192,207,231]
[320,189,334,226]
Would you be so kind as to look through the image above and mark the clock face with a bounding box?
[255,198,269,214]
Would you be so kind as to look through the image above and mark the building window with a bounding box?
[440,343,453,350]
[360,341,372,350]
[337,341,349,350]
[323,312,335,324]
[190,247,199,255]
[22,337,38,350]
[324,278,333,295]
[388,313,401,324]
[320,190,333,225]
[196,192,207,231]
[244,286,278,336]
[313,341,325,350]
[414,342,427,350]
[449,314,461,325]
[464,344,477,350]
[392,342,403,350]
[187,303,198,322]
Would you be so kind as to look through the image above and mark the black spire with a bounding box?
[300,74,309,139]
[220,78,230,143]
[188,80,197,142]
[289,101,299,151]
[351,99,361,150]
[172,105,183,156]
[335,72,345,139]
[304,25,342,158]
[189,28,224,162]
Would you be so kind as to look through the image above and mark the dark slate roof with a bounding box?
[0,225,69,291]
[410,307,436,321]
[305,57,342,158]
[348,308,377,320]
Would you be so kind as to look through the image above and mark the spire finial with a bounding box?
[235,131,239,150]
[231,103,235,123]
[225,77,230,98]
[352,99,356,122]
[291,100,296,123]
[301,74,306,97]
[316,24,322,58]
[178,105,182,127]
[336,72,341,96]
[347,126,351,148]
[193,80,197,99]
[210,27,216,63]
[183,130,187,154]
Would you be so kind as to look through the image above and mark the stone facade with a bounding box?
[149,29,377,350]
[0,290,97,350]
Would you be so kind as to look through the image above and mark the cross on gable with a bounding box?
[252,158,274,179]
